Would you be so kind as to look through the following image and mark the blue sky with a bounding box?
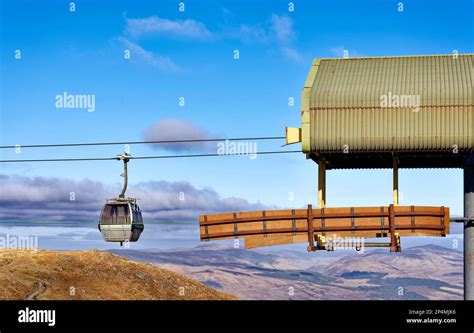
[0,0,473,223]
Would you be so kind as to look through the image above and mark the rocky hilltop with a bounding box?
[0,249,235,300]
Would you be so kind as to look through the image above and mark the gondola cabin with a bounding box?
[98,197,144,244]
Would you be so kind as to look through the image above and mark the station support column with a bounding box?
[318,158,326,209]
[464,159,474,300]
[393,157,399,206]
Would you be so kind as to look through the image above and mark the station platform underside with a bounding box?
[308,151,474,169]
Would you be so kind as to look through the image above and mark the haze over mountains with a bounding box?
[112,244,463,300]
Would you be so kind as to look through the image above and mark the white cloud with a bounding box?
[143,119,218,152]
[271,14,303,62]
[118,37,183,73]
[118,15,213,72]
[271,14,294,43]
[125,16,213,41]
[232,14,295,48]
[238,24,270,43]
[120,13,303,65]
[223,14,303,62]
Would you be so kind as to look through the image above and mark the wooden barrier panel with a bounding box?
[199,205,449,251]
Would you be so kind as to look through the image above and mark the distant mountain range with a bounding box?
[111,244,463,300]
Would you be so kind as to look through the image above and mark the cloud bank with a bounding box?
[0,174,269,222]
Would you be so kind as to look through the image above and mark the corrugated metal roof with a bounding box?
[301,54,474,168]
[309,54,473,109]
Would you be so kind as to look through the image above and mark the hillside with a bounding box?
[0,249,235,300]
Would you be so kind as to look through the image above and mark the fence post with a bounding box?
[307,204,315,252]
[388,204,399,252]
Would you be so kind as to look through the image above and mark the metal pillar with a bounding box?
[393,157,399,206]
[464,163,474,300]
[318,158,326,208]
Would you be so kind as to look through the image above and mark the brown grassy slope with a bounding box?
[0,249,236,300]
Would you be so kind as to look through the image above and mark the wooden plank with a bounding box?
[202,224,446,239]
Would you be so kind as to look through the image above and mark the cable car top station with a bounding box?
[286,54,473,208]
[289,53,474,299]
[199,54,474,299]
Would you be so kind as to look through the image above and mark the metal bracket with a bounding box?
[450,217,474,223]
[116,152,131,198]
[316,235,329,251]
[314,233,401,252]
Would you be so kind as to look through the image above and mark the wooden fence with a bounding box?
[199,204,449,251]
